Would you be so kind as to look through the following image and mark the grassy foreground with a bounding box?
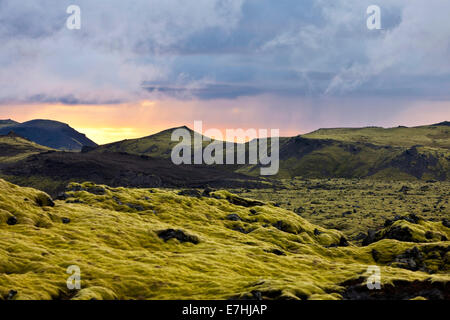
[0,179,448,300]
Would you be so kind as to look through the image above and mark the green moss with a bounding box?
[0,179,448,300]
[304,125,450,149]
[0,134,53,163]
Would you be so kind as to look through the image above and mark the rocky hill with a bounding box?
[0,119,97,151]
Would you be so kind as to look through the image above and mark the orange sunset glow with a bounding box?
[1,96,449,145]
[0,97,306,144]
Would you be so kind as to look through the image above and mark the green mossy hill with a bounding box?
[90,126,197,158]
[0,179,448,300]
[304,124,450,149]
[0,133,53,163]
[242,141,450,181]
[363,214,450,245]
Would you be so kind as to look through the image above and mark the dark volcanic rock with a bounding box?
[6,290,17,300]
[61,217,71,224]
[35,194,55,207]
[230,225,256,234]
[398,185,410,194]
[65,199,83,204]
[404,213,420,224]
[329,237,350,248]
[178,189,202,198]
[353,232,366,241]
[371,249,380,262]
[385,214,420,227]
[251,291,263,300]
[85,186,107,195]
[272,221,294,234]
[342,278,448,300]
[56,192,69,200]
[342,210,352,217]
[202,187,214,197]
[226,214,241,221]
[383,226,414,242]
[6,216,17,226]
[231,289,285,300]
[339,237,349,247]
[393,247,424,271]
[157,229,199,244]
[294,206,305,215]
[443,219,450,228]
[225,195,264,208]
[269,249,286,256]
[362,230,377,246]
[126,203,145,211]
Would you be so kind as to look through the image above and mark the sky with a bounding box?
[0,0,449,144]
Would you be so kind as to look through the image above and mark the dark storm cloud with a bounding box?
[0,0,449,103]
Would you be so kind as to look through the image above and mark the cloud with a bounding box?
[0,0,449,104]
[0,0,245,104]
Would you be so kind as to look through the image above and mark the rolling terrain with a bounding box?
[0,150,268,198]
[0,179,448,300]
[92,123,450,181]
[0,120,449,300]
[0,121,449,199]
[304,122,450,149]
[232,178,450,241]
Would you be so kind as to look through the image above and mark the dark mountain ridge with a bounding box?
[0,119,97,151]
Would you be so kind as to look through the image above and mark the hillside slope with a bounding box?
[0,120,18,128]
[90,125,450,181]
[238,137,450,181]
[304,123,450,149]
[0,179,448,300]
[92,126,196,158]
[0,151,269,197]
[0,120,97,151]
[0,132,53,163]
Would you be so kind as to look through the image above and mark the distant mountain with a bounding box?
[0,119,97,151]
[88,123,450,181]
[1,121,449,196]
[432,121,450,127]
[0,119,18,128]
[91,126,195,158]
